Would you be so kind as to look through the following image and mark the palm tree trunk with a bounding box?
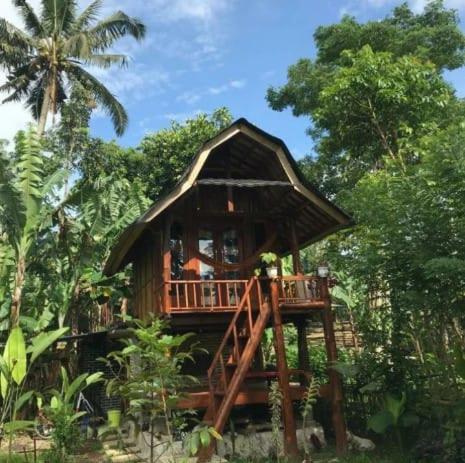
[10,257,26,328]
[37,84,52,137]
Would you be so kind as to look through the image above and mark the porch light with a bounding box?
[317,262,329,278]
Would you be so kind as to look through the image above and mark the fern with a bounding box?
[269,380,283,461]
[300,375,320,458]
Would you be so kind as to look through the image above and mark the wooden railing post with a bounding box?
[270,280,299,458]
[321,277,348,455]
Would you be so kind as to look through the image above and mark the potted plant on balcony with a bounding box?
[260,252,280,278]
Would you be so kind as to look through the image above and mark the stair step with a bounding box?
[103,440,137,450]
[109,453,142,463]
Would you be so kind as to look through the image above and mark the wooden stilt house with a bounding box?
[104,118,352,457]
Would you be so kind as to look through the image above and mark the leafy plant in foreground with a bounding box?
[40,367,103,462]
[102,317,203,463]
[0,326,68,458]
[368,393,419,451]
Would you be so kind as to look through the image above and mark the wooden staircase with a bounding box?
[199,277,270,460]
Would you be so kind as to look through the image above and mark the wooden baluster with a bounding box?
[226,282,230,308]
[184,282,188,309]
[200,282,205,308]
[192,282,197,308]
[257,278,263,312]
[210,282,214,310]
[246,291,253,334]
[175,283,180,309]
[220,355,227,391]
[234,283,239,308]
[233,324,239,362]
[218,282,223,308]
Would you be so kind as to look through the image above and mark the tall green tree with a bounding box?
[0,0,145,136]
[267,0,465,195]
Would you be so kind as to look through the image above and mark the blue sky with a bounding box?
[3,0,465,159]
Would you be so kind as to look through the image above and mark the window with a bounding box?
[170,222,184,280]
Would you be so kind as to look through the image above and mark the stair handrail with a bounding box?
[206,276,258,385]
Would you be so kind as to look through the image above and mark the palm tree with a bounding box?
[0,0,145,136]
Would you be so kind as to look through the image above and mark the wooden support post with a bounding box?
[295,318,310,386]
[270,280,299,458]
[320,278,348,455]
[162,215,172,313]
[289,219,303,275]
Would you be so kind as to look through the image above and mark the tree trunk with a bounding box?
[37,83,52,137]
[10,257,26,328]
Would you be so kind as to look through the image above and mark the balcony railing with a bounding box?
[154,275,328,314]
[161,279,249,312]
[277,275,324,306]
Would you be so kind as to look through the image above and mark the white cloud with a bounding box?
[176,91,202,105]
[208,80,247,95]
[162,109,205,122]
[104,0,233,24]
[230,79,246,89]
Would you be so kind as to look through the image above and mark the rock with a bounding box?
[216,421,326,459]
[347,431,376,451]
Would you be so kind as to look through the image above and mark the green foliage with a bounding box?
[269,380,283,461]
[0,326,68,458]
[301,375,320,457]
[267,1,465,195]
[102,317,201,463]
[314,1,465,71]
[41,367,103,461]
[268,2,465,455]
[138,108,233,200]
[260,252,279,266]
[0,125,67,328]
[184,425,222,456]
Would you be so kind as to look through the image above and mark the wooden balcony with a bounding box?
[155,275,328,314]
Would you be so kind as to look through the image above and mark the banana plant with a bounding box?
[0,325,68,456]
[0,125,67,328]
[367,392,419,450]
[41,367,103,460]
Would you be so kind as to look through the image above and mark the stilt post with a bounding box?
[270,280,299,458]
[320,277,348,455]
[295,317,310,386]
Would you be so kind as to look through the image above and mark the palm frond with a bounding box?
[87,11,145,50]
[84,54,128,68]
[0,61,40,103]
[72,0,103,32]
[67,64,128,136]
[0,18,34,67]
[64,31,91,57]
[12,0,43,36]
[40,0,78,36]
